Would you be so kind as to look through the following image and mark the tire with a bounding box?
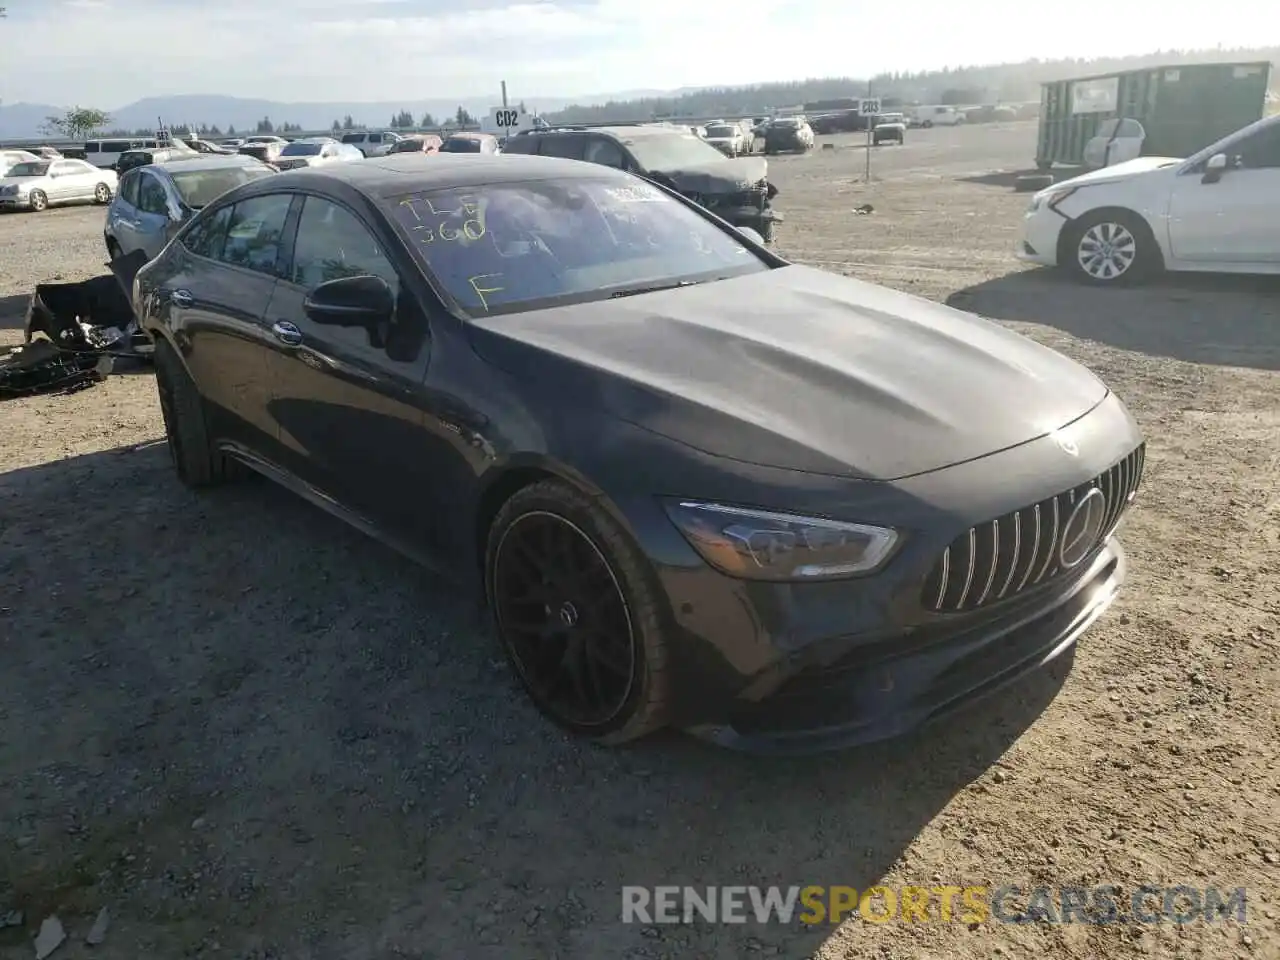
[1064,209,1162,286]
[106,236,122,260]
[28,190,48,212]
[485,479,672,745]
[922,120,934,129]
[153,341,241,488]
[93,183,112,204]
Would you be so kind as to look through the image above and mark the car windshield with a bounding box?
[6,162,50,177]
[773,119,800,129]
[388,176,766,318]
[623,133,726,169]
[281,142,325,156]
[441,137,483,153]
[170,165,273,208]
[704,125,736,137]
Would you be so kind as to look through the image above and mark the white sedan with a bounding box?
[0,157,118,212]
[1018,113,1280,284]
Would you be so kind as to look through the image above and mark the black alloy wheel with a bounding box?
[487,480,671,743]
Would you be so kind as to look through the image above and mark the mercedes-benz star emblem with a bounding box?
[1058,487,1106,569]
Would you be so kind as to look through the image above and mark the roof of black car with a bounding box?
[266,153,633,195]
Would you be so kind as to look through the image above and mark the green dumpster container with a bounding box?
[1035,60,1272,169]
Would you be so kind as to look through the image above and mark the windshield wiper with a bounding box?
[609,279,702,299]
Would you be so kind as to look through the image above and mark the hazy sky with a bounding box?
[0,0,1271,107]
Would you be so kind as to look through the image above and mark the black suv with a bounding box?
[503,125,780,242]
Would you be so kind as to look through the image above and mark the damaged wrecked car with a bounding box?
[130,154,1144,754]
[502,124,780,242]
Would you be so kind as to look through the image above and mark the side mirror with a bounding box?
[1202,152,1229,183]
[303,275,395,327]
[736,225,765,245]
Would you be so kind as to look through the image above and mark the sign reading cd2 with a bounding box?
[492,108,524,130]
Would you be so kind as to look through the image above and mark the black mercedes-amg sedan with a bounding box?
[129,152,1145,754]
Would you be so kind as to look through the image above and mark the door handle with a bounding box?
[272,320,303,346]
[169,289,193,307]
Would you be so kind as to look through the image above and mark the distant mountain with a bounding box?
[0,89,673,140]
[0,102,65,139]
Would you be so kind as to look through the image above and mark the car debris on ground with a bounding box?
[1,252,150,398]
[33,915,65,960]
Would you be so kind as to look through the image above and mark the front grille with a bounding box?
[922,444,1144,614]
[698,181,767,211]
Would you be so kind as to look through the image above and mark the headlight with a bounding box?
[1028,186,1077,213]
[663,500,900,581]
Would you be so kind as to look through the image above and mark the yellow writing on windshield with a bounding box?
[467,274,504,312]
[400,195,486,244]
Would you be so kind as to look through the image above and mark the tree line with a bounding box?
[29,47,1278,142]
[542,46,1280,123]
[36,105,487,141]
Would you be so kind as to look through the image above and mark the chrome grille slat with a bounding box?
[997,511,1022,599]
[954,529,978,608]
[922,443,1145,614]
[1015,505,1041,592]
[974,520,1001,606]
[1032,496,1060,584]
[933,546,951,609]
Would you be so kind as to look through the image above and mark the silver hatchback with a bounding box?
[104,154,275,262]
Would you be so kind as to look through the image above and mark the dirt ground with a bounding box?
[1,121,1277,960]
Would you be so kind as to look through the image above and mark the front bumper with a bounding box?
[0,196,32,210]
[618,391,1144,755]
[689,540,1125,754]
[1017,208,1067,267]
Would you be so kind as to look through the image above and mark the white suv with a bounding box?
[339,131,403,157]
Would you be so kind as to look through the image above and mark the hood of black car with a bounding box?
[649,156,768,193]
[467,265,1109,481]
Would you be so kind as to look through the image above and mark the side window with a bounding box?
[290,197,399,294]
[220,193,293,275]
[369,133,382,144]
[119,170,141,206]
[137,173,170,215]
[85,143,100,154]
[539,135,585,160]
[500,135,536,155]
[182,204,234,260]
[50,161,76,176]
[290,197,426,362]
[584,137,625,168]
[1235,124,1280,169]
